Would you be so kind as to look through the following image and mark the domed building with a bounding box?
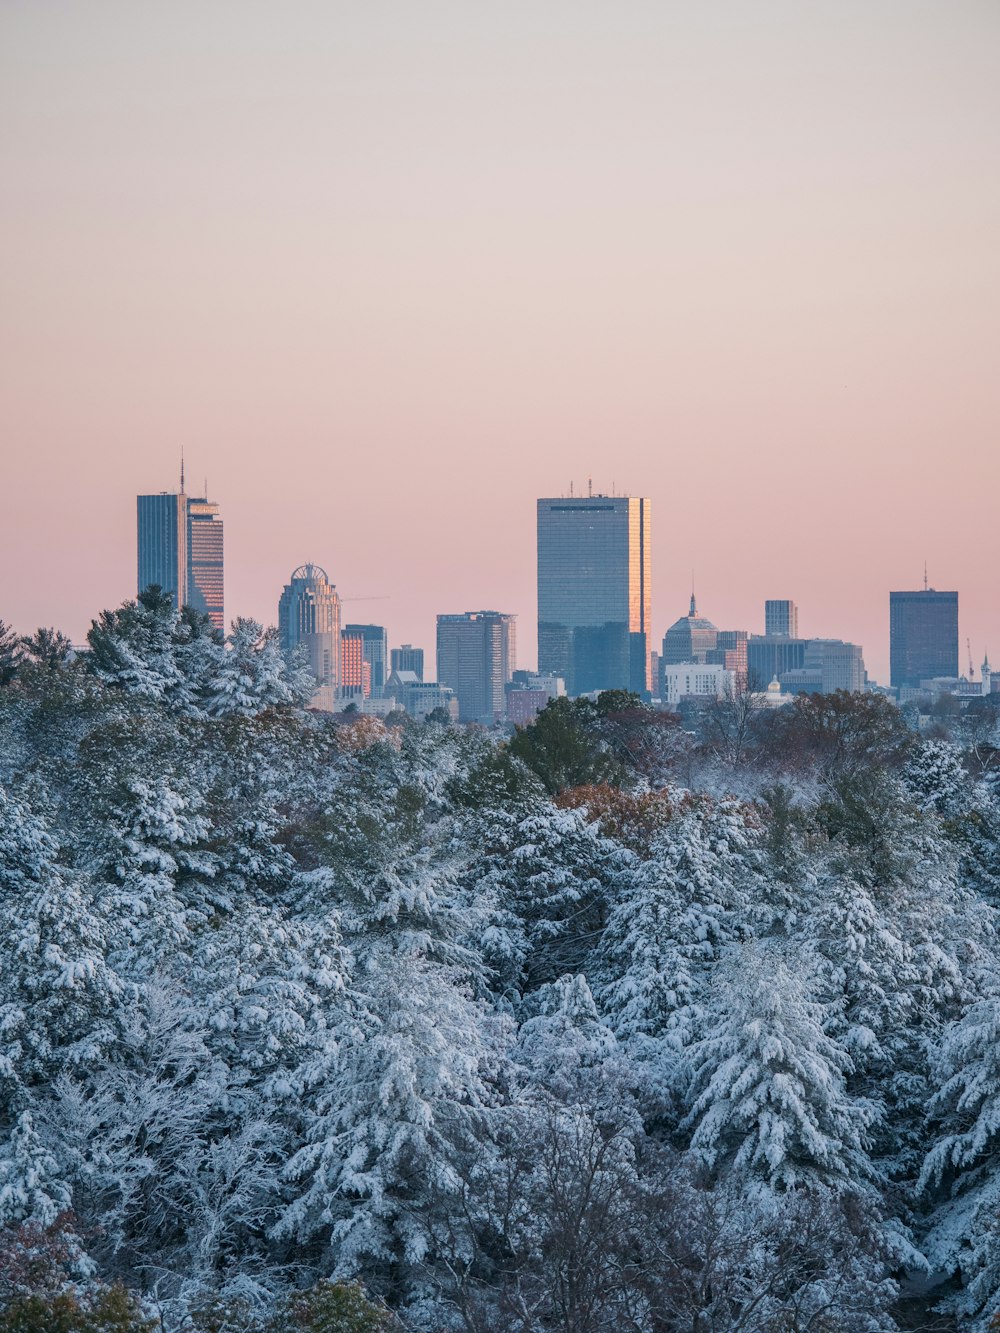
[661,594,718,666]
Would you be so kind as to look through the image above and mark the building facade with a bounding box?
[391,644,425,680]
[505,672,566,726]
[537,494,651,697]
[137,485,225,632]
[436,610,516,723]
[747,635,808,689]
[278,564,341,711]
[660,662,734,708]
[765,599,798,638]
[344,624,388,697]
[780,639,866,695]
[340,629,372,701]
[186,497,225,632]
[890,589,959,688]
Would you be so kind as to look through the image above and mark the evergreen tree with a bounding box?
[682,943,881,1195]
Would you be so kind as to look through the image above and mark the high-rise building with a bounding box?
[137,477,225,632]
[344,624,388,697]
[890,589,959,688]
[747,635,807,688]
[765,599,798,638]
[340,627,372,700]
[658,597,748,695]
[186,497,224,632]
[137,492,188,608]
[661,595,718,666]
[780,639,867,695]
[436,611,516,723]
[278,564,341,711]
[537,494,651,696]
[391,644,425,680]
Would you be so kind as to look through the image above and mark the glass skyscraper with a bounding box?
[343,623,388,697]
[137,485,225,632]
[278,564,342,711]
[537,495,651,697]
[890,589,959,687]
[436,611,516,723]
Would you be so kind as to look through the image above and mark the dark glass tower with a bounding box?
[137,480,224,632]
[537,495,651,697]
[889,589,959,687]
[436,611,516,723]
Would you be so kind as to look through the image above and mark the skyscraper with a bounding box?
[137,492,188,608]
[343,624,388,697]
[391,644,425,680]
[137,474,224,631]
[436,611,516,723]
[890,588,959,688]
[186,497,225,632]
[340,627,372,700]
[765,599,798,638]
[278,564,341,710]
[537,494,651,697]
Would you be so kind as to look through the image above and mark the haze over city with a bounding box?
[3,1,999,681]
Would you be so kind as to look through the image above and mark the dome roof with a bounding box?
[665,594,717,635]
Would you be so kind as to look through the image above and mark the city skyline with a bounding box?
[4,466,996,690]
[2,3,999,683]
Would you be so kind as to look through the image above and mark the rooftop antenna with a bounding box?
[204,476,208,499]
[588,475,593,498]
[180,449,185,494]
[570,480,574,497]
[923,560,928,592]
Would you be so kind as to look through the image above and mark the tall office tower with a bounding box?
[137,492,188,608]
[748,634,807,687]
[278,564,341,711]
[344,624,388,697]
[437,611,516,723]
[186,497,224,632]
[137,476,224,630]
[890,588,959,688]
[537,494,651,697]
[765,599,798,638]
[391,644,425,680]
[340,628,372,700]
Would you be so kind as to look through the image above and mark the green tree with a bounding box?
[272,1281,400,1332]
[508,697,624,795]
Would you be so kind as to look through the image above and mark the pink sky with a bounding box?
[2,1,998,684]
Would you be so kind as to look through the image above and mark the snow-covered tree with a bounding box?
[681,942,881,1195]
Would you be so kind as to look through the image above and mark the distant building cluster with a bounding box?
[136,478,990,723]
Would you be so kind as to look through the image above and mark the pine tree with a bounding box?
[682,943,881,1194]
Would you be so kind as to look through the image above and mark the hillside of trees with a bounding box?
[2,595,1000,1331]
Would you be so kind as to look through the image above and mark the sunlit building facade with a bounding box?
[344,623,388,697]
[537,495,651,697]
[278,564,341,711]
[186,497,225,632]
[137,485,224,632]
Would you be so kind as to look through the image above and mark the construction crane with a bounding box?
[341,596,390,602]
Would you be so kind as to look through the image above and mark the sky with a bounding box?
[1,1,998,684]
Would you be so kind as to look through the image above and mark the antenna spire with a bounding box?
[180,449,186,494]
[923,560,928,592]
